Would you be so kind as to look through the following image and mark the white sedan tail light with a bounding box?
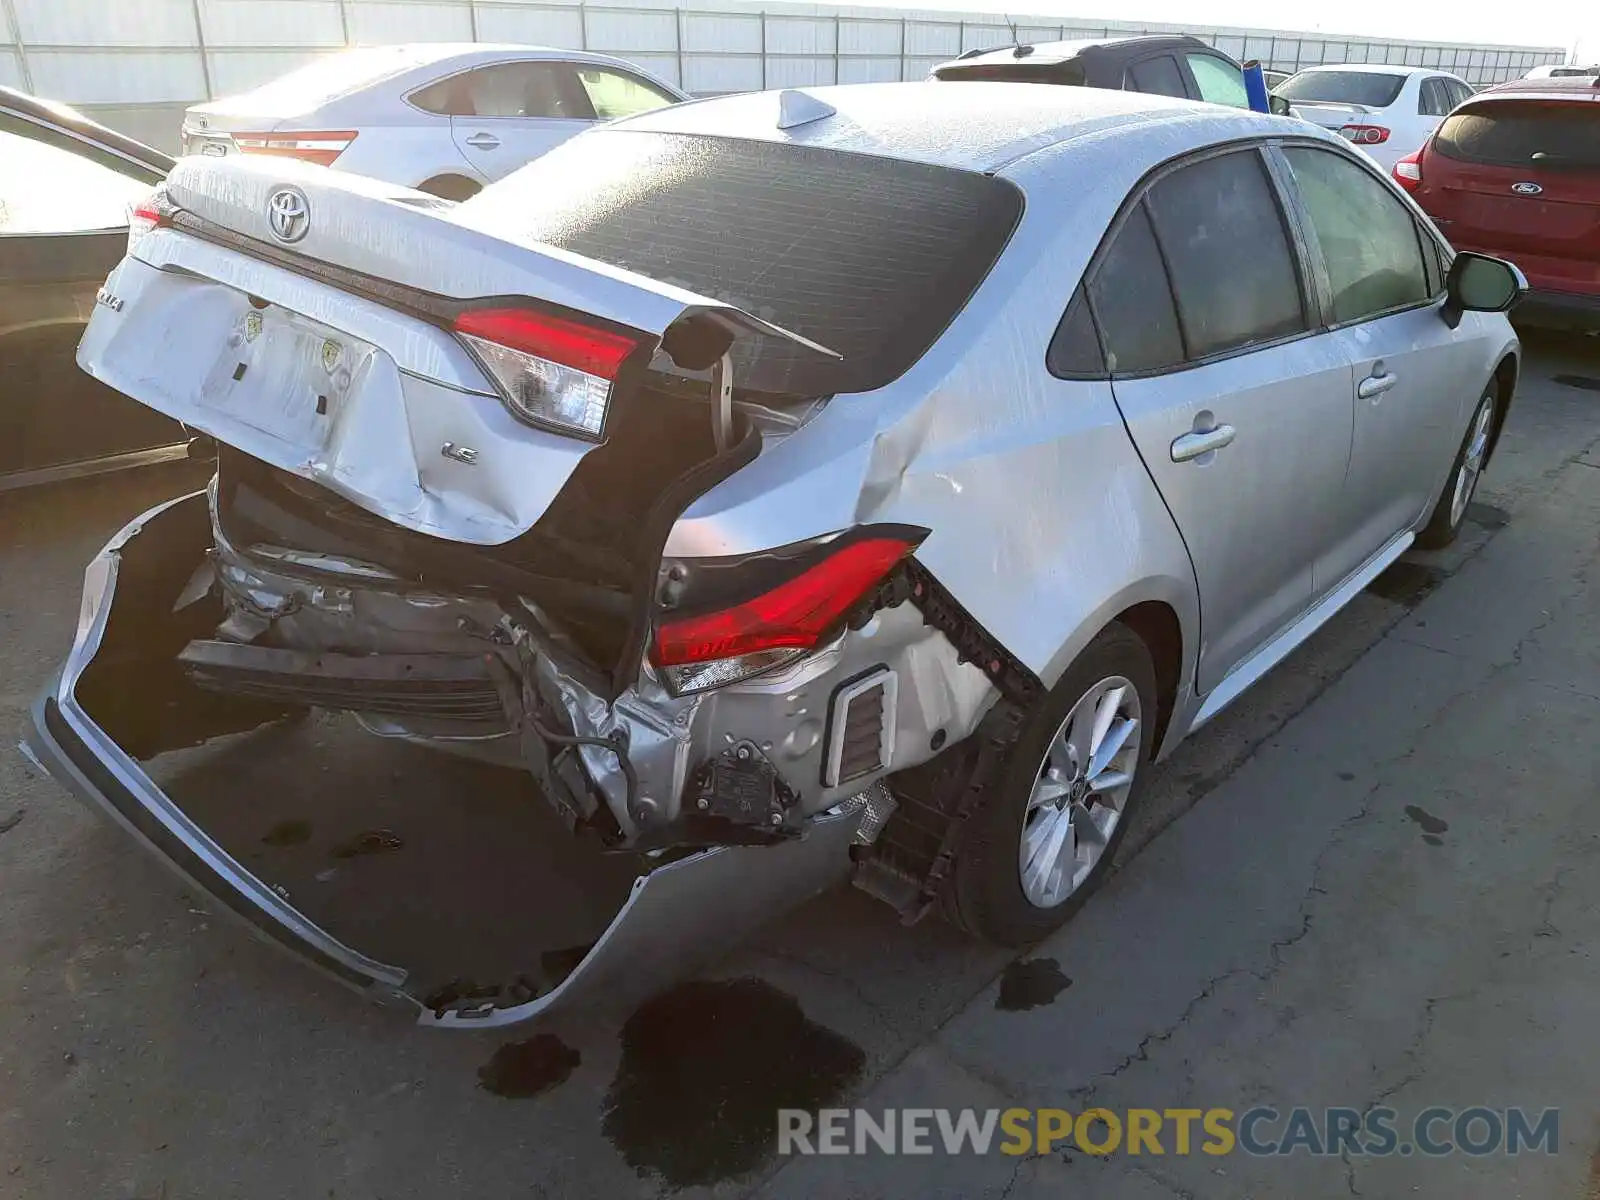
[232,131,358,167]
[453,308,641,441]
[126,188,173,255]
[1339,124,1391,146]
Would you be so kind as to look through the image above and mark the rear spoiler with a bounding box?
[157,156,840,370]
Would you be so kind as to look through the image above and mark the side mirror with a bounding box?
[1442,252,1527,329]
[1269,93,1292,117]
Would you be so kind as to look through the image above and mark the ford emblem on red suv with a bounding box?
[1512,181,1544,195]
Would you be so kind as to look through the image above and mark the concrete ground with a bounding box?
[1,332,1598,1199]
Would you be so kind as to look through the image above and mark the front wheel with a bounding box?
[1417,384,1497,550]
[944,623,1156,946]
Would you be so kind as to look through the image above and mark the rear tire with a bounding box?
[1417,383,1498,550]
[417,175,481,202]
[945,623,1157,946]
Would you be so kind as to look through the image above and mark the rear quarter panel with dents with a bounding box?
[664,125,1205,741]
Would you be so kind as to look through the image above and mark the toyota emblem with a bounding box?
[1511,181,1544,196]
[266,186,310,243]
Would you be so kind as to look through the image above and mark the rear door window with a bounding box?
[1087,204,1185,374]
[575,69,678,119]
[1435,102,1600,170]
[420,62,591,120]
[1126,55,1187,99]
[464,130,1023,396]
[1143,150,1308,358]
[1187,54,1251,108]
[1282,146,1430,323]
[1418,79,1447,116]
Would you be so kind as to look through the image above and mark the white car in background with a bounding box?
[180,43,688,199]
[1274,64,1473,170]
[1523,64,1596,79]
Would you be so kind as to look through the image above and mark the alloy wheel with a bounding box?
[1450,392,1495,530]
[1018,675,1141,909]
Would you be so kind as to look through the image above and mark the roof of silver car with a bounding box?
[616,81,1290,173]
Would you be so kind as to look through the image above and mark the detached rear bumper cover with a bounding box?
[24,493,862,1027]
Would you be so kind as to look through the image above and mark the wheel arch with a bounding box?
[1036,575,1198,764]
[1486,350,1519,466]
[1114,599,1184,761]
[415,173,482,202]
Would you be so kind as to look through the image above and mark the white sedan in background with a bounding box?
[1274,64,1474,169]
[181,43,688,199]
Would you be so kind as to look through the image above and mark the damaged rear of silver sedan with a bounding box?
[27,82,1523,1026]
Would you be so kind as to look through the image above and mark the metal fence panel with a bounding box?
[474,3,584,45]
[1,0,1565,149]
[10,0,197,46]
[346,2,474,43]
[200,0,347,48]
[27,47,206,103]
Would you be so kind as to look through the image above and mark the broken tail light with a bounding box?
[126,188,174,256]
[232,131,358,167]
[1393,149,1423,193]
[651,529,926,695]
[453,307,641,440]
[1339,124,1391,146]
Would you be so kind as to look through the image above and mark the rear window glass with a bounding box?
[458,131,1024,396]
[1277,71,1407,108]
[230,46,438,112]
[1436,102,1600,170]
[932,62,1088,86]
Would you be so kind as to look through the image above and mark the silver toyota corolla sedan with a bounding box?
[26,82,1523,1027]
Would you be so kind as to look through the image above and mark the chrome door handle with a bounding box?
[465,132,501,149]
[1170,424,1237,463]
[1358,372,1398,399]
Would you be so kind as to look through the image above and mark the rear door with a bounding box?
[443,61,595,182]
[1276,143,1473,581]
[1422,96,1600,294]
[1094,146,1354,692]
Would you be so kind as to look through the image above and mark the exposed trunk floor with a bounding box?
[145,712,641,993]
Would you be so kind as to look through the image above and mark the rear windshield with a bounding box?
[1277,71,1407,108]
[459,131,1024,397]
[1436,102,1600,170]
[228,46,437,112]
[931,61,1088,86]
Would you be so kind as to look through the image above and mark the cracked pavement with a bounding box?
[2,334,1599,1199]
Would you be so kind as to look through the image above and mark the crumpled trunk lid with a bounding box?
[77,155,833,550]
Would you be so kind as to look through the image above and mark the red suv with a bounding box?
[1393,76,1600,329]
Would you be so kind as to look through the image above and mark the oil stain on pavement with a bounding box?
[478,1034,582,1098]
[1368,562,1447,607]
[1405,805,1449,840]
[996,958,1073,1011]
[602,977,864,1188]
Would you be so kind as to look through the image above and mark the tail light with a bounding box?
[453,307,640,440]
[651,530,925,695]
[232,131,358,167]
[1339,124,1391,146]
[126,188,173,255]
[1392,149,1423,193]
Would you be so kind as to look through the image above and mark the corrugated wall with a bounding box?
[0,0,1566,151]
